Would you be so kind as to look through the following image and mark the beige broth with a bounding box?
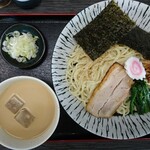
[0,79,55,140]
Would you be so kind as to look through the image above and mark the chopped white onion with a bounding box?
[2,31,39,62]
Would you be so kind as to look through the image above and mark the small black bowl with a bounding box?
[13,0,41,9]
[0,23,45,68]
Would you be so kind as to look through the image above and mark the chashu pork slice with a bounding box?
[86,63,133,118]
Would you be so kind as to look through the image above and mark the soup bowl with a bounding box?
[0,76,60,150]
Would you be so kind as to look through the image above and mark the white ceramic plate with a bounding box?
[52,0,150,139]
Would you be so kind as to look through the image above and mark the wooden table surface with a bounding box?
[1,0,102,16]
[0,0,150,150]
[0,0,149,16]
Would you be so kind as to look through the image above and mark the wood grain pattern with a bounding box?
[0,0,149,16]
[1,139,150,149]
[0,0,150,149]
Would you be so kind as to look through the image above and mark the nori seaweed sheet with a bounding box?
[119,26,150,60]
[74,0,135,60]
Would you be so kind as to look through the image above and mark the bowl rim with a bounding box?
[0,76,60,150]
[0,23,46,68]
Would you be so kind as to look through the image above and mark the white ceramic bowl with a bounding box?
[52,0,150,140]
[0,76,60,150]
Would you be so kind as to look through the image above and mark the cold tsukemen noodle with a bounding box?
[66,44,143,116]
[65,0,150,118]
